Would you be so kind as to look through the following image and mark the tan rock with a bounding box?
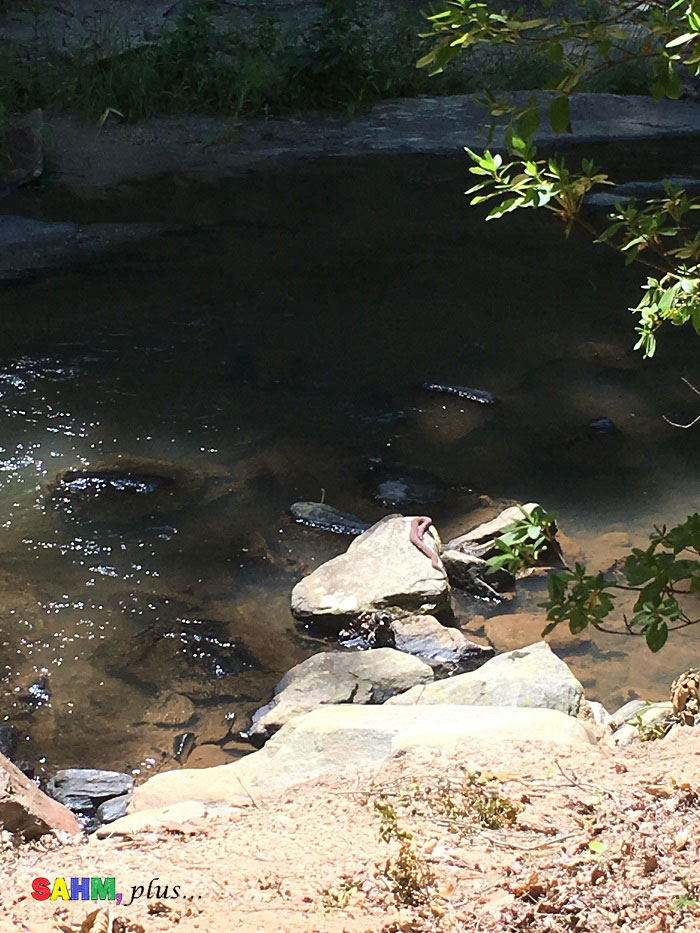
[94,800,213,838]
[129,702,594,812]
[0,753,81,839]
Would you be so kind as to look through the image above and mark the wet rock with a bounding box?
[291,515,450,632]
[386,641,584,717]
[247,647,433,744]
[46,768,134,817]
[440,548,512,597]
[173,732,196,764]
[3,110,43,187]
[0,753,81,839]
[422,383,497,404]
[0,724,18,760]
[588,416,618,434]
[387,615,493,671]
[96,793,131,825]
[290,501,371,535]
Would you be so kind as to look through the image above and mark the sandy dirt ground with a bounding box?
[3,728,700,933]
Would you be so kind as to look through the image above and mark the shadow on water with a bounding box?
[0,149,699,777]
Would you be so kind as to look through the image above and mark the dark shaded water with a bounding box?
[1,150,699,779]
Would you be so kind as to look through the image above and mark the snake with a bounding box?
[409,515,447,578]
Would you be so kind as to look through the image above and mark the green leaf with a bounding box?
[549,96,571,134]
[646,622,668,653]
[517,107,539,141]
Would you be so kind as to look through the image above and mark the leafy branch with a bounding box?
[541,514,700,652]
[418,0,700,356]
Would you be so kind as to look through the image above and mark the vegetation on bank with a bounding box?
[0,0,654,128]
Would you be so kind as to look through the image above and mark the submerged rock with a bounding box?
[386,641,585,717]
[364,463,446,507]
[246,648,434,744]
[422,383,497,405]
[57,469,173,497]
[290,501,371,535]
[0,724,18,760]
[291,515,450,632]
[588,416,618,434]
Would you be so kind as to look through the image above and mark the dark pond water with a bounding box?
[1,149,699,779]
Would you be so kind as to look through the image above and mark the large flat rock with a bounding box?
[386,641,584,716]
[45,95,700,189]
[291,515,449,630]
[128,703,594,815]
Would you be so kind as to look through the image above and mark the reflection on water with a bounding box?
[1,152,699,778]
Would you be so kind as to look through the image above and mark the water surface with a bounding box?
[1,149,699,777]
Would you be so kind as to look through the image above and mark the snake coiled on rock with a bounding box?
[409,515,447,578]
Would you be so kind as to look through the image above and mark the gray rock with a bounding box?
[608,699,648,730]
[447,503,540,553]
[46,768,134,811]
[611,702,674,746]
[291,515,450,631]
[388,615,493,671]
[3,110,43,186]
[96,793,131,825]
[290,501,370,535]
[247,647,434,743]
[128,704,596,815]
[440,548,511,597]
[0,216,78,248]
[0,753,81,839]
[386,641,584,717]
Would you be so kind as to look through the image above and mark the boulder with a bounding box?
[46,768,134,817]
[386,615,493,671]
[247,648,434,743]
[291,515,450,630]
[0,753,81,839]
[385,642,584,717]
[127,704,595,815]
